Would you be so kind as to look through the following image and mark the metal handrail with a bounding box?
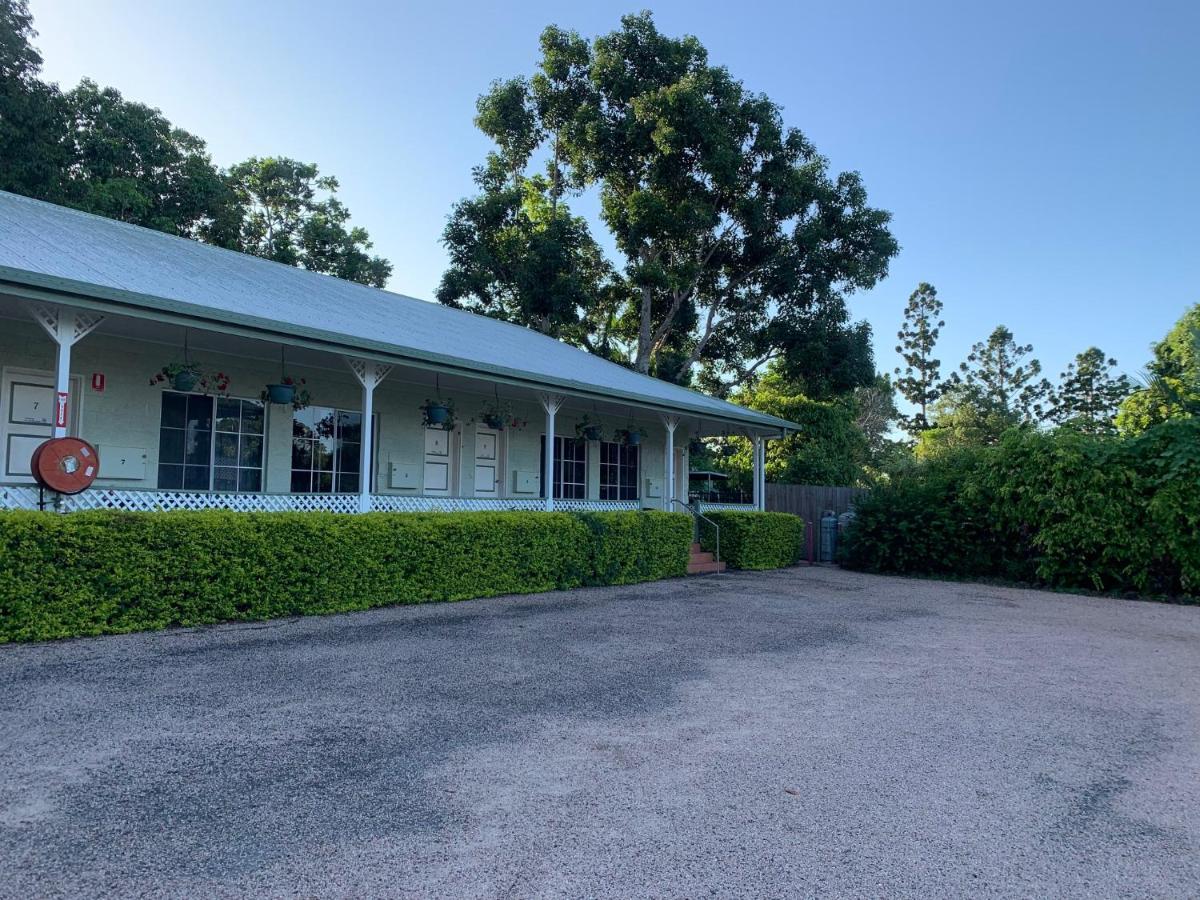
[671,498,721,574]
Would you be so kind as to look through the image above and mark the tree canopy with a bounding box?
[0,0,391,287]
[1048,347,1133,435]
[441,12,898,387]
[893,282,945,435]
[1116,303,1200,434]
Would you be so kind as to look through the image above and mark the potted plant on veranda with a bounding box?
[265,375,310,409]
[575,415,604,442]
[477,398,527,430]
[615,425,647,447]
[421,397,457,429]
[150,362,230,395]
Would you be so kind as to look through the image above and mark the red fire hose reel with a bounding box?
[31,437,100,495]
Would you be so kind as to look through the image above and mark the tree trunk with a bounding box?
[634,283,654,373]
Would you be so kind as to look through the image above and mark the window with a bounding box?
[540,435,586,499]
[291,406,364,493]
[157,393,264,491]
[600,441,639,501]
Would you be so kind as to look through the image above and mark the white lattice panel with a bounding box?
[59,490,361,514]
[1,487,643,515]
[0,485,42,510]
[369,495,640,513]
[698,502,757,512]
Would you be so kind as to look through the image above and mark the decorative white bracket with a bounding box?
[30,303,104,347]
[538,393,565,415]
[346,357,393,390]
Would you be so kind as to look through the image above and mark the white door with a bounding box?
[0,368,81,483]
[423,426,455,496]
[473,427,502,497]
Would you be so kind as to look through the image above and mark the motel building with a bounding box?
[0,191,793,515]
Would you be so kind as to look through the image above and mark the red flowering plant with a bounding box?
[150,362,229,395]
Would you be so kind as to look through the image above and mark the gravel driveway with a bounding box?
[2,568,1198,898]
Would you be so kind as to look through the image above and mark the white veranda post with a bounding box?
[752,435,764,510]
[662,414,679,509]
[30,304,104,438]
[758,437,769,510]
[539,393,564,511]
[346,357,392,512]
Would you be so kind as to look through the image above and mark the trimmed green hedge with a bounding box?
[0,509,692,642]
[841,420,1200,599]
[698,511,805,570]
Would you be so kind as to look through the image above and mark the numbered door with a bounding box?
[473,426,503,497]
[422,426,456,496]
[0,368,81,483]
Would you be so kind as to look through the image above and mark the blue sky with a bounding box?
[28,0,1200,385]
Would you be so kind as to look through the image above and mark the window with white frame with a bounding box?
[157,393,264,491]
[599,441,639,501]
[290,406,365,493]
[540,435,587,499]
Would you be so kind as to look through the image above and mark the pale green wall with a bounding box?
[0,318,689,507]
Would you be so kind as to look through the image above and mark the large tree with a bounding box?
[1116,303,1200,434]
[0,1,392,288]
[61,79,236,240]
[437,77,614,341]
[893,282,945,435]
[223,157,392,287]
[443,12,897,386]
[1048,347,1133,435]
[0,0,69,201]
[951,325,1051,424]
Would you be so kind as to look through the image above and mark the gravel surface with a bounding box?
[2,567,1198,898]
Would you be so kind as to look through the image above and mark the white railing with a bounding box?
[0,486,642,514]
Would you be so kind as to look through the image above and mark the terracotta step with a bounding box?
[690,542,702,554]
[689,550,715,564]
[687,559,726,575]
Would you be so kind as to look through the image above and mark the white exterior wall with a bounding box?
[0,318,688,508]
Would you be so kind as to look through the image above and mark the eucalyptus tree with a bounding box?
[441,12,897,385]
[224,157,391,287]
[438,70,614,341]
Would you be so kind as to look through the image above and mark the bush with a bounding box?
[697,511,805,570]
[575,511,693,585]
[841,420,1200,599]
[0,509,693,642]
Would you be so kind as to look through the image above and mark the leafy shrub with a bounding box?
[0,510,692,642]
[575,511,693,585]
[841,420,1200,599]
[698,511,805,570]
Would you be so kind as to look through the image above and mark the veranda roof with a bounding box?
[0,191,795,433]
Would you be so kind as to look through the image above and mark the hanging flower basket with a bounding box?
[481,412,506,430]
[420,399,457,430]
[172,370,200,392]
[575,415,604,442]
[264,376,310,409]
[266,383,296,405]
[150,362,226,395]
[616,426,646,447]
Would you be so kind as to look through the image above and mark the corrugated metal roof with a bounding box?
[0,191,795,431]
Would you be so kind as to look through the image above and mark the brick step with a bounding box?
[689,550,715,564]
[690,542,702,554]
[687,559,726,575]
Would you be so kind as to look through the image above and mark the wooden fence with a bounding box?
[765,483,865,526]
